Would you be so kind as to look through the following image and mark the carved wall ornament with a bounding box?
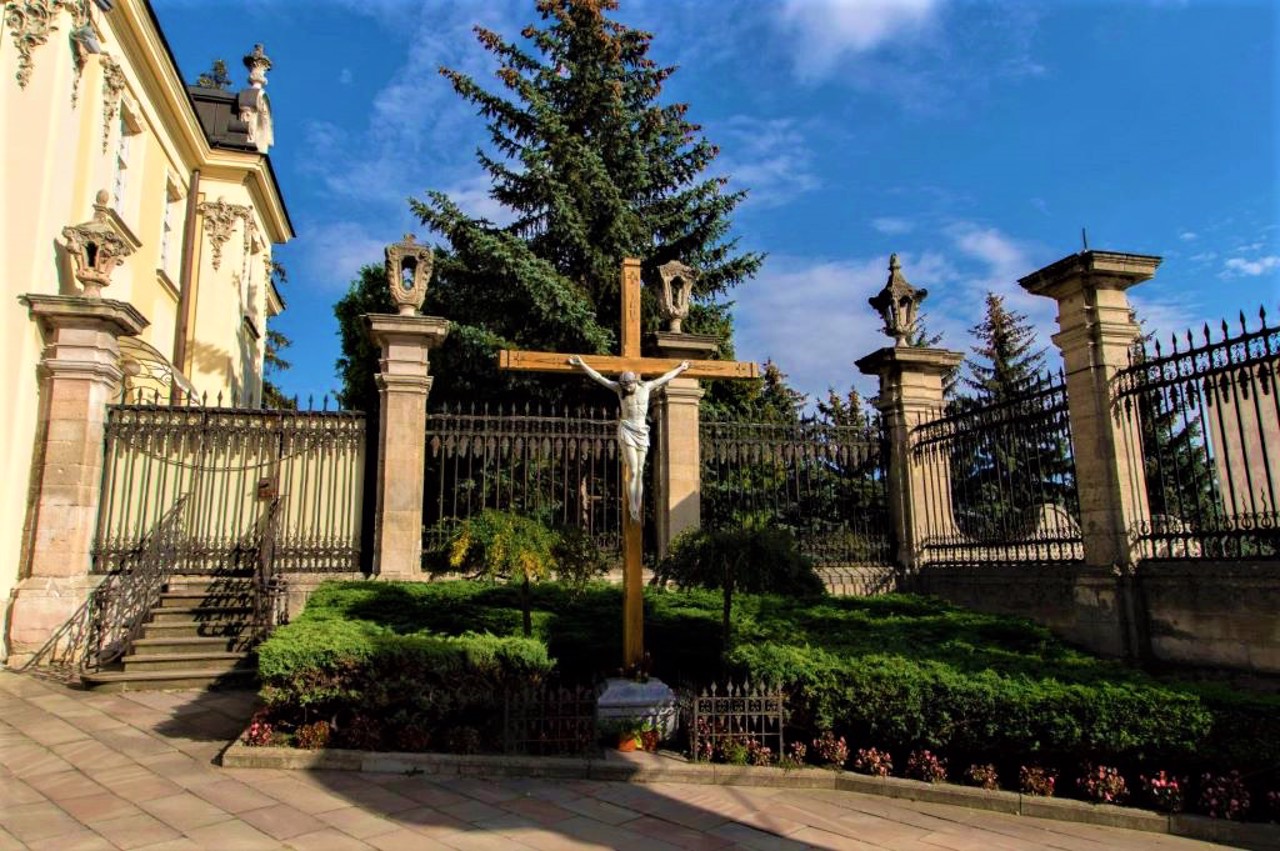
[61,188,135,297]
[868,253,928,346]
[68,19,99,106]
[4,0,86,88]
[99,51,125,151]
[385,234,433,316]
[656,260,695,333]
[198,197,252,271]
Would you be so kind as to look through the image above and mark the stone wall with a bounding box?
[912,560,1280,675]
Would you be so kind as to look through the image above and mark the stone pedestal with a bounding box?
[596,677,679,739]
[1018,251,1160,571]
[652,332,717,557]
[7,295,147,666]
[856,345,964,573]
[365,314,448,579]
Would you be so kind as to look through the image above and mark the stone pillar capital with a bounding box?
[365,313,449,353]
[1018,250,1161,303]
[856,346,963,415]
[21,293,149,338]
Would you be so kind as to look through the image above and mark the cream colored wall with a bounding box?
[1,1,289,658]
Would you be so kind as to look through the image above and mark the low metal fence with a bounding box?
[684,681,786,763]
[502,684,598,756]
[1114,309,1279,559]
[700,418,892,566]
[910,370,1084,564]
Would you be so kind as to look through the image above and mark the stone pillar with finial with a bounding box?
[7,191,149,666]
[365,235,447,579]
[856,254,964,575]
[650,260,717,556]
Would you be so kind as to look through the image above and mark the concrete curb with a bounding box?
[222,743,1280,849]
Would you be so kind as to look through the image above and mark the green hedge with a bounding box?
[266,580,1280,772]
[257,609,553,743]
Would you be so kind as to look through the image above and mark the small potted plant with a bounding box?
[606,719,658,752]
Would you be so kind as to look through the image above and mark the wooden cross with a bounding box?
[498,257,758,668]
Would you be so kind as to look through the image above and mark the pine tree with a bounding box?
[952,293,1074,539]
[963,293,1046,400]
[389,0,762,407]
[262,260,295,409]
[194,59,233,90]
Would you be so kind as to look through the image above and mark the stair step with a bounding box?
[164,578,255,595]
[157,592,254,609]
[142,621,253,639]
[149,606,253,624]
[80,667,256,693]
[122,651,251,673]
[131,636,256,655]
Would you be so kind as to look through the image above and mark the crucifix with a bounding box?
[498,257,758,668]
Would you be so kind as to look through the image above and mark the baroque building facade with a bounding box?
[1,0,292,657]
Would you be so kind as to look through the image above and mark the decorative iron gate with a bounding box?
[700,418,892,565]
[423,403,624,559]
[94,401,365,573]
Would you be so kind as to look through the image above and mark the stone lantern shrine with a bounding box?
[656,260,695,333]
[868,253,927,345]
[61,190,136,298]
[385,234,434,316]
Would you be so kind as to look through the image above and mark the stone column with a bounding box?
[365,314,448,579]
[856,346,964,574]
[7,295,148,665]
[1018,251,1160,571]
[652,332,718,557]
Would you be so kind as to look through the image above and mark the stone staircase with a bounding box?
[80,571,261,692]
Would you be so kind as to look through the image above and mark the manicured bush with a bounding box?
[966,763,999,790]
[853,747,894,777]
[906,749,948,783]
[1079,764,1128,805]
[1199,771,1250,820]
[1021,765,1057,797]
[1140,771,1185,813]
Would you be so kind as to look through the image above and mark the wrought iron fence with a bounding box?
[1114,308,1280,559]
[502,684,598,756]
[700,418,892,565]
[910,370,1084,564]
[23,494,191,675]
[251,496,289,643]
[423,403,624,560]
[95,398,365,574]
[684,681,785,763]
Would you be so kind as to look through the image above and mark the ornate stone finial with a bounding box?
[243,43,271,88]
[656,260,695,333]
[385,234,433,316]
[868,252,928,346]
[61,189,135,298]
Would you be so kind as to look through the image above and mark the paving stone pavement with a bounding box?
[0,670,1237,850]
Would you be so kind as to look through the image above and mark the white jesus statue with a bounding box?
[567,356,690,522]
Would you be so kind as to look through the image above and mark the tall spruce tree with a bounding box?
[952,293,1074,539]
[335,0,762,409]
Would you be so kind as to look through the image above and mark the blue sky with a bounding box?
[152,0,1279,406]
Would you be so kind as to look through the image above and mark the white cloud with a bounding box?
[1223,256,1280,277]
[1178,230,1197,241]
[293,221,388,291]
[338,68,353,85]
[777,0,943,79]
[716,117,820,208]
[871,217,914,235]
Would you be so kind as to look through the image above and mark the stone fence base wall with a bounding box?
[1139,560,1280,674]
[910,560,1280,675]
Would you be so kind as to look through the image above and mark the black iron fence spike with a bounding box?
[1261,304,1269,327]
[307,394,314,410]
[1220,317,1230,339]
[1202,323,1212,345]
[1240,309,1249,333]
